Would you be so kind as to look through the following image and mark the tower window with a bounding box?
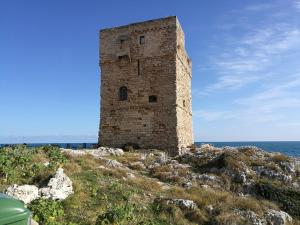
[140,36,145,45]
[137,60,141,75]
[119,86,128,101]
[183,100,186,107]
[149,95,157,103]
[120,39,124,49]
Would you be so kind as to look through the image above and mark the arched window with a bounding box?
[119,86,128,101]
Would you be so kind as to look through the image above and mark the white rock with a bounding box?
[200,144,216,151]
[6,184,40,204]
[206,205,215,215]
[40,168,73,200]
[235,209,266,225]
[105,159,124,168]
[129,161,146,169]
[182,181,192,188]
[61,149,87,156]
[127,173,136,179]
[167,198,197,210]
[31,219,39,225]
[94,147,124,156]
[266,210,292,225]
[235,172,247,184]
[280,161,296,174]
[61,147,124,158]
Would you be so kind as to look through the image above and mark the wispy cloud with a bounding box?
[197,0,300,96]
[194,110,234,122]
[201,25,300,94]
[295,0,300,11]
[244,3,274,12]
[196,74,300,125]
[236,74,300,112]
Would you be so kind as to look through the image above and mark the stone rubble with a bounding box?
[166,198,197,210]
[61,146,124,158]
[265,209,293,225]
[105,159,124,168]
[235,209,267,225]
[39,168,73,200]
[6,184,40,204]
[6,168,73,204]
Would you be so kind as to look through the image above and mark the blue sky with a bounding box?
[1,0,300,143]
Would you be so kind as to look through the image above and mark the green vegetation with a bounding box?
[0,145,66,188]
[1,145,300,224]
[255,180,300,217]
[29,199,65,225]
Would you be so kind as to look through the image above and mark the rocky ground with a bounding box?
[1,144,300,225]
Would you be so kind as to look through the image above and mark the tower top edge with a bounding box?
[100,16,178,33]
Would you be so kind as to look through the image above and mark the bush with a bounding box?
[29,199,64,225]
[0,145,67,185]
[255,180,300,218]
[0,145,34,183]
[41,145,67,168]
[271,154,290,163]
[95,202,134,224]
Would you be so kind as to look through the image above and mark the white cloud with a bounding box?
[244,3,274,12]
[295,0,300,11]
[194,110,234,122]
[201,26,300,94]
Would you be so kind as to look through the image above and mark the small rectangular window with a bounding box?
[140,36,145,45]
[137,60,140,75]
[149,95,157,103]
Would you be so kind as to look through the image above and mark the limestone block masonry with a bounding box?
[99,16,193,156]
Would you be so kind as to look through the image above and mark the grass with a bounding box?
[1,145,300,224]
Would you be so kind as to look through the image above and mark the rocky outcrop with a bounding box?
[61,146,124,158]
[105,159,124,168]
[6,184,40,204]
[265,209,292,225]
[40,168,73,200]
[6,168,73,203]
[166,198,197,210]
[235,209,266,225]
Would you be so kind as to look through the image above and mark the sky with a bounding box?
[0,0,300,143]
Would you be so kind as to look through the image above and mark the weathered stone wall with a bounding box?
[175,20,194,153]
[99,16,193,155]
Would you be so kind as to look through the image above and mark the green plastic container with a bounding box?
[0,193,31,225]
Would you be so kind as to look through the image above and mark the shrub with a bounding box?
[0,145,67,185]
[271,154,290,163]
[255,180,300,218]
[29,199,64,225]
[41,145,67,168]
[0,145,35,183]
[95,201,134,224]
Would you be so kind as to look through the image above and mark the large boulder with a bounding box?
[6,184,40,204]
[265,210,292,225]
[40,168,73,200]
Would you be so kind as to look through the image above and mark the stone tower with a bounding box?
[99,16,193,155]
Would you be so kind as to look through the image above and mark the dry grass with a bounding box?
[271,154,290,163]
[150,165,190,183]
[127,176,162,193]
[215,212,246,225]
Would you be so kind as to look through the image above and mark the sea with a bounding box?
[0,141,300,157]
